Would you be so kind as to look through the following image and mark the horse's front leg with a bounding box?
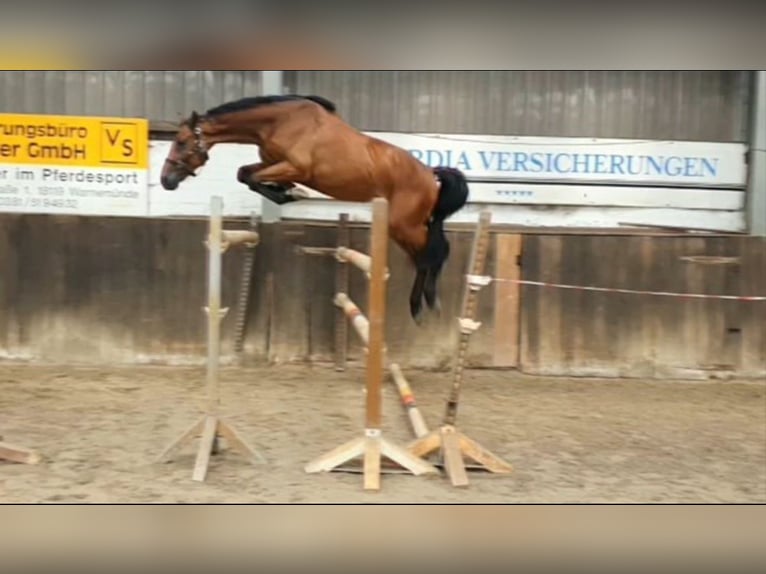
[236,162,309,205]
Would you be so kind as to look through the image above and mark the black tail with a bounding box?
[431,166,470,221]
[422,166,470,265]
[412,167,470,316]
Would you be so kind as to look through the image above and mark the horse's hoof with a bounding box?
[236,167,251,184]
[424,293,441,312]
[411,304,424,325]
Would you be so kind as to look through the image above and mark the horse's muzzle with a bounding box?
[160,174,180,190]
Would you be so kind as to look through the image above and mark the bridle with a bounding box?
[165,119,209,177]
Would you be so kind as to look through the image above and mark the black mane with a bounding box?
[205,94,336,117]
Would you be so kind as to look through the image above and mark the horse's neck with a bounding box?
[205,111,270,146]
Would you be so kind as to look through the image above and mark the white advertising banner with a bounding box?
[0,113,149,216]
[372,132,747,188]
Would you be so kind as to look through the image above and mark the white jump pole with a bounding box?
[335,247,390,280]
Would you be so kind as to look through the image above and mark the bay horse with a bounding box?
[160,94,469,323]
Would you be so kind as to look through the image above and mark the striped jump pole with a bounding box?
[0,440,41,465]
[298,246,390,280]
[334,292,430,439]
[335,247,391,280]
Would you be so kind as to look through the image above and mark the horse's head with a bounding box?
[160,111,211,190]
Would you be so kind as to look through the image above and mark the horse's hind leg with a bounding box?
[415,216,452,318]
[409,268,428,323]
[388,218,430,323]
[422,269,442,314]
[421,221,450,313]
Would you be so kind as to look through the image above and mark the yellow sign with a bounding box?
[0,113,148,169]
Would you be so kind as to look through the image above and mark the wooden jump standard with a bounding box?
[157,196,264,483]
[305,199,438,490]
[407,211,513,487]
[299,214,428,440]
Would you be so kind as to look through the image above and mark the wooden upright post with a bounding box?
[365,201,387,433]
[407,211,513,487]
[157,196,264,482]
[207,196,224,414]
[233,212,259,355]
[492,233,522,367]
[334,213,350,371]
[305,198,438,490]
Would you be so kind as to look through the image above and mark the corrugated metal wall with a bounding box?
[0,71,752,142]
[0,71,262,123]
[292,71,751,142]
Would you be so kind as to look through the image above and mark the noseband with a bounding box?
[166,122,209,177]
